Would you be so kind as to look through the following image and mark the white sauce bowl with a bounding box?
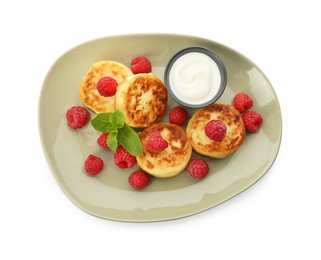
[164,46,227,108]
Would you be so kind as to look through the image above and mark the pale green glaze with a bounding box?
[38,34,282,222]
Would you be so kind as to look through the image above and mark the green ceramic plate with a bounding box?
[39,34,282,222]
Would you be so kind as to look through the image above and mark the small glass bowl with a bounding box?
[164,46,227,108]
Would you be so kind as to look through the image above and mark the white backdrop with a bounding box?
[1,1,320,259]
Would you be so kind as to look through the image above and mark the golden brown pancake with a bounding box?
[114,73,168,128]
[80,61,133,113]
[137,123,192,178]
[186,103,246,158]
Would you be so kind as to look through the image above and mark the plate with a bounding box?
[39,34,282,222]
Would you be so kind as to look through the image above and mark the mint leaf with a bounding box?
[118,125,143,156]
[107,131,118,153]
[109,110,125,129]
[91,113,115,133]
[91,111,143,156]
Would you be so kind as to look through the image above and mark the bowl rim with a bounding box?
[164,46,227,108]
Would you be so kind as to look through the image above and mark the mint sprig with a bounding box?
[91,111,143,156]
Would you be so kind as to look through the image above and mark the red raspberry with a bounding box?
[146,131,168,153]
[205,120,227,141]
[97,133,109,149]
[130,56,152,74]
[169,106,188,125]
[186,158,209,179]
[128,171,151,190]
[233,92,253,113]
[114,146,136,168]
[241,110,263,133]
[66,106,90,129]
[96,76,118,97]
[84,154,104,176]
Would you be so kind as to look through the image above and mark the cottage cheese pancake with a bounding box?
[186,103,246,158]
[137,123,192,178]
[115,73,168,128]
[80,61,133,113]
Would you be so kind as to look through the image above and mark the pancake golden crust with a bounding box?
[137,123,192,178]
[80,61,133,113]
[114,73,168,128]
[186,103,246,158]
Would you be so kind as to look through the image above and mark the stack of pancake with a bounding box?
[80,60,168,128]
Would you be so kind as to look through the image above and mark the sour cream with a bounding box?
[165,47,227,108]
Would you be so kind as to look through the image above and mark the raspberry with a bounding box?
[84,154,104,176]
[114,146,136,168]
[128,171,151,190]
[146,131,168,153]
[241,110,263,133]
[186,158,209,179]
[96,76,118,97]
[233,92,253,113]
[169,106,188,125]
[204,120,227,141]
[66,106,90,129]
[130,56,152,74]
[97,133,109,149]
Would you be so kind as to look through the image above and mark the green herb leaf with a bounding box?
[107,131,118,153]
[91,111,143,156]
[109,110,125,129]
[118,125,143,156]
[91,113,115,133]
